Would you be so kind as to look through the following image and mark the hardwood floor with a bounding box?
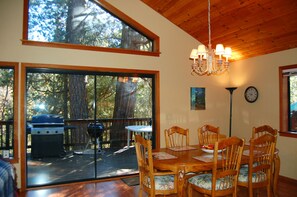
[20,176,297,197]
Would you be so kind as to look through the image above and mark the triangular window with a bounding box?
[23,0,160,56]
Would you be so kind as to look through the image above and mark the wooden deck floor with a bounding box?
[27,147,138,187]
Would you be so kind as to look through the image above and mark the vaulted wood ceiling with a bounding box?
[141,0,297,61]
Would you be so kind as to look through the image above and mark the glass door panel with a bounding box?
[26,72,96,187]
[25,68,154,187]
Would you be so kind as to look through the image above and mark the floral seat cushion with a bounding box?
[238,167,267,183]
[188,173,234,190]
[143,175,175,190]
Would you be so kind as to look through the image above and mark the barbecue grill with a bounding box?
[30,114,65,158]
[84,122,105,154]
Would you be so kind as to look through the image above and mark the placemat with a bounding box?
[152,152,177,160]
[192,155,214,162]
[243,149,263,156]
[168,146,197,152]
[193,155,222,162]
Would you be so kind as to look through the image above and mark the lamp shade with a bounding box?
[190,49,198,59]
[215,44,225,55]
[224,47,232,57]
[197,44,206,55]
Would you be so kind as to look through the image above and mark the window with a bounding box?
[0,62,18,162]
[22,0,160,56]
[279,64,297,138]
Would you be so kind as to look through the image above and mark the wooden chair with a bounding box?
[252,124,279,196]
[135,135,178,196]
[164,126,189,148]
[198,124,221,146]
[187,136,245,197]
[252,125,278,139]
[238,134,277,197]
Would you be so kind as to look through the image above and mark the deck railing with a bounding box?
[0,118,151,153]
[63,118,151,150]
[0,120,14,151]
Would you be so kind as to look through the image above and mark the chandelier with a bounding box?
[189,0,232,76]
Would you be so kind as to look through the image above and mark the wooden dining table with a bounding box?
[153,145,280,197]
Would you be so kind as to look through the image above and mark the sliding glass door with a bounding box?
[25,66,155,187]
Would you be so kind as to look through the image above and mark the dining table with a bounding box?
[152,145,280,197]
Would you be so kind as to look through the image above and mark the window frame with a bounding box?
[0,61,19,163]
[22,0,160,57]
[20,62,161,189]
[279,64,297,138]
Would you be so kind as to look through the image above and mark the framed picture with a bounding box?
[190,87,205,110]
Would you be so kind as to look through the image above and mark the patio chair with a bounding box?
[238,134,277,197]
[164,126,189,148]
[187,136,245,197]
[198,124,222,146]
[135,135,178,196]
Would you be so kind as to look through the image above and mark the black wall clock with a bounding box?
[244,86,258,103]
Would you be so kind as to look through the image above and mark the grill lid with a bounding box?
[31,114,64,127]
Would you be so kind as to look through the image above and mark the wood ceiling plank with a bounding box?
[141,0,297,61]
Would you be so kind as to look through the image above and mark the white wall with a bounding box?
[231,48,297,179]
[0,0,296,186]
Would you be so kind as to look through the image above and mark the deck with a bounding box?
[27,146,138,187]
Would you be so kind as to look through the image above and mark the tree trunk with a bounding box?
[110,77,137,147]
[65,0,90,148]
[69,75,88,119]
[68,75,89,148]
[109,23,139,148]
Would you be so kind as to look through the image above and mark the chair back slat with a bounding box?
[164,126,189,148]
[252,125,278,140]
[198,124,220,146]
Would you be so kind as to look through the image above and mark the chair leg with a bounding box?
[248,186,253,197]
[233,187,237,197]
[187,184,193,197]
[138,186,143,197]
[273,155,280,197]
[267,185,271,197]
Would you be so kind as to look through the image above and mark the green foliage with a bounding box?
[26,73,67,118]
[26,71,152,120]
[0,68,14,120]
[27,0,152,51]
[290,76,297,104]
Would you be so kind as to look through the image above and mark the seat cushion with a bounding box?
[143,175,175,190]
[238,167,267,183]
[188,173,234,190]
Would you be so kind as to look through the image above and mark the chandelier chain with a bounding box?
[208,0,211,46]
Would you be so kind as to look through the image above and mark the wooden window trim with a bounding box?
[279,64,297,139]
[22,0,160,57]
[0,61,19,163]
[279,131,297,138]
